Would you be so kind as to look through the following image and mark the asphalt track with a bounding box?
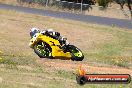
[0,3,132,29]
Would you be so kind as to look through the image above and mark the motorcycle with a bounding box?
[29,33,84,61]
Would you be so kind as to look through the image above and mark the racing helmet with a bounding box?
[47,29,53,32]
[30,28,40,38]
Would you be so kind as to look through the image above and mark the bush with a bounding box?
[18,0,47,4]
[96,0,110,8]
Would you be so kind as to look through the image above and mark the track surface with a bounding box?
[0,3,132,29]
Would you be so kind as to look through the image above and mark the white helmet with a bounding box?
[30,28,40,37]
[47,29,53,32]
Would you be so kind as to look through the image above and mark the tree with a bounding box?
[97,0,132,18]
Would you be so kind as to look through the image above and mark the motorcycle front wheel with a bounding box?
[67,45,84,61]
[34,41,52,58]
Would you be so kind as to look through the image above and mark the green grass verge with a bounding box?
[84,26,132,68]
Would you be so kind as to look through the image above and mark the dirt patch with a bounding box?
[37,59,132,75]
[0,77,3,83]
[17,65,33,71]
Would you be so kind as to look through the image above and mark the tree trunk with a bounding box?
[126,0,132,18]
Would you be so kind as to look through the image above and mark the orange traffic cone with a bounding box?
[77,65,86,76]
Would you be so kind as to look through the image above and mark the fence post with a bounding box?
[46,0,49,7]
[81,0,83,13]
[81,3,82,13]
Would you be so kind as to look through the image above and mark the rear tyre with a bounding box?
[67,45,84,61]
[34,41,53,58]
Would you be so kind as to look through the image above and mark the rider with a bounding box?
[30,28,69,49]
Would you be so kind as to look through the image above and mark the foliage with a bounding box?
[18,0,47,4]
[96,0,111,8]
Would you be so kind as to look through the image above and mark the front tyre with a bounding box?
[34,41,52,58]
[68,45,84,61]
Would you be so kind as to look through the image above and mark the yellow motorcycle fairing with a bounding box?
[30,33,71,59]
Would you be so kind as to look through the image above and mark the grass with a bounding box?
[86,27,132,68]
[0,9,132,88]
[0,65,132,88]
